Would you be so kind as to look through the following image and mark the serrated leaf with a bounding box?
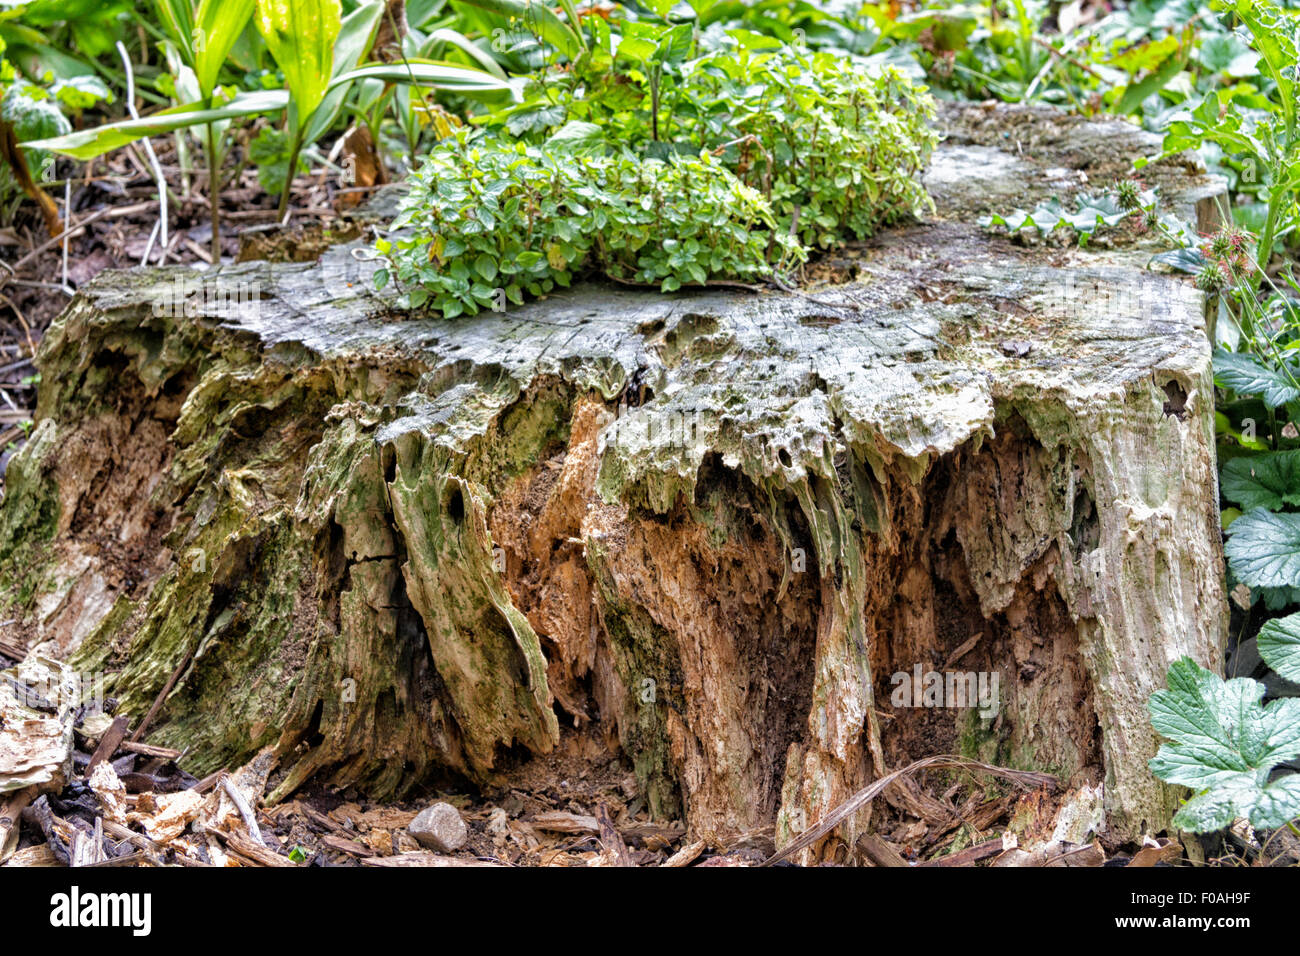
[1149,657,1300,831]
[1225,509,1300,588]
[1259,612,1300,683]
[1221,450,1300,510]
[1215,349,1300,408]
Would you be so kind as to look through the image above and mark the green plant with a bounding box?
[0,52,110,231]
[1148,656,1300,832]
[379,17,937,315]
[22,0,515,242]
[253,0,342,215]
[151,0,259,257]
[379,126,802,315]
[980,177,1199,249]
[666,40,939,248]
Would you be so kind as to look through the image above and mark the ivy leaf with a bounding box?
[1149,657,1300,831]
[1214,349,1300,408]
[1221,450,1300,511]
[1259,612,1300,684]
[1224,509,1300,588]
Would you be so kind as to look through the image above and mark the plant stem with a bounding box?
[206,122,221,265]
[278,129,304,220]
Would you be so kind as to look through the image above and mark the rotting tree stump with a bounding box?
[0,104,1229,856]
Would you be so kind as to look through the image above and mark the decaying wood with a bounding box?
[661,839,707,867]
[86,715,129,773]
[0,788,33,862]
[857,833,909,868]
[362,851,504,867]
[993,840,1105,867]
[595,802,633,867]
[916,837,1004,867]
[0,103,1229,858]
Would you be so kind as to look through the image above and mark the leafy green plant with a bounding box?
[1149,656,1300,832]
[150,0,259,257]
[379,126,802,315]
[22,0,515,251]
[253,0,341,215]
[380,17,938,315]
[0,42,110,231]
[665,39,938,248]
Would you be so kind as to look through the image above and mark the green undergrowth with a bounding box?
[379,35,937,316]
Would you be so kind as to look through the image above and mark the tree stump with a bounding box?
[0,103,1229,853]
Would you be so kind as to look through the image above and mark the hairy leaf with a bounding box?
[1259,612,1300,684]
[1225,508,1300,589]
[1215,349,1300,408]
[1221,450,1300,511]
[1149,657,1300,831]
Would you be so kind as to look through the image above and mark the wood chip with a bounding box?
[120,741,182,760]
[86,715,129,773]
[857,833,910,867]
[596,803,633,867]
[321,832,375,857]
[219,830,298,867]
[531,810,598,835]
[917,837,1005,867]
[362,851,504,867]
[993,840,1105,867]
[1127,839,1183,867]
[661,840,707,868]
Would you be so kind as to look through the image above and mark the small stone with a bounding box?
[409,802,467,853]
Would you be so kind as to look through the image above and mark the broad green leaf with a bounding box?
[422,27,508,78]
[1220,450,1300,511]
[21,90,290,159]
[1259,612,1300,684]
[453,0,583,57]
[1225,508,1300,589]
[194,0,257,96]
[1114,43,1188,116]
[152,0,196,60]
[547,119,603,151]
[301,0,385,144]
[330,60,521,95]
[256,0,342,129]
[1149,657,1300,831]
[1198,33,1261,78]
[1150,246,1206,275]
[1215,349,1300,408]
